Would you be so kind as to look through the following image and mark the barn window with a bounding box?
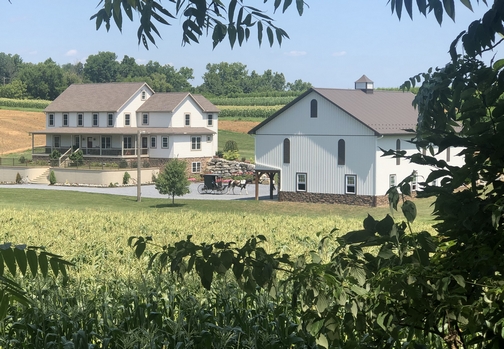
[297,173,307,191]
[338,139,345,165]
[283,138,290,164]
[396,139,401,165]
[310,99,318,118]
[345,174,357,194]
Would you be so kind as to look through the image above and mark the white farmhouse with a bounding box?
[30,82,219,174]
[249,76,463,206]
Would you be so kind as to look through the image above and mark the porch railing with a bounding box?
[32,147,149,157]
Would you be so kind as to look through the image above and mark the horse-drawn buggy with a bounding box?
[197,174,229,194]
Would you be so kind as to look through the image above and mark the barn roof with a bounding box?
[249,87,418,136]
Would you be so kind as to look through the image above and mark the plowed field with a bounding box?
[0,110,260,155]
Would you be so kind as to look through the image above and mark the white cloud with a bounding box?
[332,51,347,57]
[284,51,307,57]
[65,49,78,57]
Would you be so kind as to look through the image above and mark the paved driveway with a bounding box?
[0,182,278,201]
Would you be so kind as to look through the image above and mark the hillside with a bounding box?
[0,110,259,155]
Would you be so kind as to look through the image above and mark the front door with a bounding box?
[87,137,93,148]
[142,136,148,152]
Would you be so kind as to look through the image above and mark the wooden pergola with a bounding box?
[253,165,281,200]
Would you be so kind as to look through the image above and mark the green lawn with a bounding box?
[218,129,255,161]
[0,187,437,224]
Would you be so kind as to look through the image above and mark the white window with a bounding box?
[48,114,54,127]
[108,113,113,127]
[185,114,190,126]
[150,136,157,148]
[93,113,99,127]
[101,136,111,149]
[389,174,397,188]
[191,136,201,150]
[207,135,212,142]
[162,136,169,148]
[141,90,146,100]
[345,174,357,194]
[142,113,149,125]
[192,162,201,173]
[297,173,307,192]
[124,136,132,149]
[63,113,68,127]
[78,114,83,126]
[207,114,213,127]
[125,113,130,126]
[411,174,418,191]
[54,136,60,148]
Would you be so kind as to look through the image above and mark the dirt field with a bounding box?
[0,110,260,155]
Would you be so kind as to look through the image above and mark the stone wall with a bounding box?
[205,158,255,177]
[279,191,389,207]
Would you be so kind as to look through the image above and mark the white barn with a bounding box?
[249,76,463,206]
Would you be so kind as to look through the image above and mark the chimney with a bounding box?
[355,75,374,94]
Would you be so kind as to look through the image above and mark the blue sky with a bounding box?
[1,1,496,89]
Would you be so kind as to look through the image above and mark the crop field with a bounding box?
[0,187,437,347]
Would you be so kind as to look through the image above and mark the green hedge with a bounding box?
[0,98,51,110]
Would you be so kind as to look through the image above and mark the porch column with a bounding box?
[31,133,34,154]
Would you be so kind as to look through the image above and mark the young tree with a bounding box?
[155,159,190,205]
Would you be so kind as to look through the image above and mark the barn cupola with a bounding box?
[355,75,374,94]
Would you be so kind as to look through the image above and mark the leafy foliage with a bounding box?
[223,139,239,152]
[91,0,305,49]
[155,159,190,204]
[122,171,130,185]
[49,170,56,185]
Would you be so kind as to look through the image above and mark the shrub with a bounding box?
[215,150,224,158]
[151,173,157,183]
[18,156,26,164]
[50,150,61,160]
[15,172,22,184]
[224,140,239,152]
[69,150,84,166]
[118,159,128,169]
[49,170,56,185]
[223,150,240,161]
[123,172,131,185]
[143,161,150,168]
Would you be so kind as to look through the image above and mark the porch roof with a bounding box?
[29,127,216,136]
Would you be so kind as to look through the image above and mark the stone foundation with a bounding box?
[279,191,389,207]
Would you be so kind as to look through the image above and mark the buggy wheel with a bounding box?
[197,184,207,194]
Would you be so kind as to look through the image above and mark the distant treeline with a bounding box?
[0,52,312,101]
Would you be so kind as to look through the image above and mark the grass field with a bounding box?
[218,129,255,160]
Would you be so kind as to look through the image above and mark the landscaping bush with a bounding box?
[118,159,128,169]
[224,140,238,152]
[15,172,22,184]
[223,150,240,161]
[49,170,56,185]
[49,150,61,160]
[69,150,84,166]
[123,171,131,185]
[18,155,26,164]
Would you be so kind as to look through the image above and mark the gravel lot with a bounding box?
[0,182,277,201]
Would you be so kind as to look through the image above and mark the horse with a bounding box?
[229,178,253,194]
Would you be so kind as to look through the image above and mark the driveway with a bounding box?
[0,182,278,201]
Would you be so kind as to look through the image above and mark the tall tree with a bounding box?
[83,51,120,83]
[17,58,65,100]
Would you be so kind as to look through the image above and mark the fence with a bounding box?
[0,157,164,170]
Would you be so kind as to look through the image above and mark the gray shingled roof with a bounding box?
[44,82,151,113]
[249,87,418,135]
[136,92,219,113]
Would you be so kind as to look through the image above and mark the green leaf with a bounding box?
[316,293,329,313]
[39,252,48,277]
[452,274,465,288]
[376,214,394,236]
[49,258,59,277]
[402,200,417,223]
[363,214,376,233]
[13,247,27,276]
[1,248,16,277]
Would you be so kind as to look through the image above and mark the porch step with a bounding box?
[30,169,50,184]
